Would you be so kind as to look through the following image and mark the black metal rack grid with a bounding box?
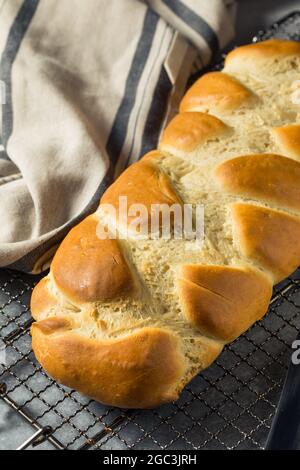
[1,11,300,451]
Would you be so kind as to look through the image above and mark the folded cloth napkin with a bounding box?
[0,0,236,272]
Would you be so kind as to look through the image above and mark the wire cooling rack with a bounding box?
[1,11,300,451]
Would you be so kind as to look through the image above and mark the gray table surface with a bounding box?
[235,0,300,44]
[1,0,300,451]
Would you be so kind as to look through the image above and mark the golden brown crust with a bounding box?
[177,265,272,343]
[272,125,300,162]
[226,39,300,61]
[101,156,182,229]
[30,278,59,321]
[225,39,300,73]
[231,203,300,283]
[140,150,163,163]
[51,215,133,304]
[215,154,300,212]
[179,72,254,114]
[31,321,186,409]
[160,112,228,153]
[32,316,74,335]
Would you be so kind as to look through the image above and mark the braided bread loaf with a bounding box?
[31,40,300,408]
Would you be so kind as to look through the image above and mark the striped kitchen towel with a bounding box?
[0,0,236,273]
